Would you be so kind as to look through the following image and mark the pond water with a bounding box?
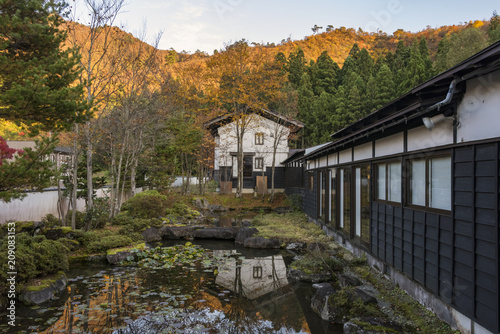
[3,240,341,334]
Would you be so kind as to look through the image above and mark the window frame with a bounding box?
[405,153,452,215]
[255,157,264,170]
[374,159,402,205]
[255,132,264,145]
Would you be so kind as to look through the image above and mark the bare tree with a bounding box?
[66,0,127,226]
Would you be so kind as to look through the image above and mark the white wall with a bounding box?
[457,69,500,143]
[407,122,453,152]
[0,188,140,224]
[375,132,404,157]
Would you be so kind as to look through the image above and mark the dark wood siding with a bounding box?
[369,142,499,333]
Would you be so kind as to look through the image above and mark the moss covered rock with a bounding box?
[19,272,67,306]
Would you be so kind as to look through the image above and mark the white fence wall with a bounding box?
[0,188,140,224]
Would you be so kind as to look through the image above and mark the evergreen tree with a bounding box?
[356,48,375,82]
[0,0,86,134]
[373,64,396,109]
[311,91,335,144]
[287,48,307,88]
[311,51,339,95]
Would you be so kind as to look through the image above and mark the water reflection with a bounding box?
[215,252,289,300]
[3,242,337,334]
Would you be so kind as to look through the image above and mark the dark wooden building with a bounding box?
[284,41,500,333]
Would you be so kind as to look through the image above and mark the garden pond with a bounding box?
[2,240,342,333]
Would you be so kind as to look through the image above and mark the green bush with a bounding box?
[111,212,134,226]
[66,210,86,229]
[41,214,61,228]
[165,202,200,219]
[86,234,133,253]
[121,190,167,219]
[0,233,69,294]
[83,197,110,230]
[117,218,163,234]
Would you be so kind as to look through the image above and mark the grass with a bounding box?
[251,212,333,244]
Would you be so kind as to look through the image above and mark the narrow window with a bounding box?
[255,157,264,170]
[329,168,337,228]
[255,132,264,145]
[375,161,401,203]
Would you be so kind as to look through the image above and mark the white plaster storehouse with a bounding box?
[205,109,303,193]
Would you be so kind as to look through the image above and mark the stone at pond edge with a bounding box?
[19,273,67,306]
[160,226,200,239]
[208,204,229,212]
[287,268,332,283]
[286,242,305,251]
[192,198,210,210]
[311,283,337,321]
[193,227,238,240]
[243,236,280,249]
[338,273,363,288]
[343,317,404,334]
[107,251,133,265]
[142,227,162,242]
[235,227,258,244]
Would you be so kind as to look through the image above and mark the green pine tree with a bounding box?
[0,0,86,134]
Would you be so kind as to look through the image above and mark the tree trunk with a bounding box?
[86,121,93,212]
[71,124,79,229]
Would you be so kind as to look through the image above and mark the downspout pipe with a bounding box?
[426,78,459,112]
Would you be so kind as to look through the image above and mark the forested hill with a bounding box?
[1,17,498,146]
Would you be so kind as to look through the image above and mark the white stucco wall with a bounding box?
[215,113,291,170]
[457,69,500,143]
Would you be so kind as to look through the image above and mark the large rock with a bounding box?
[311,283,337,321]
[243,237,280,249]
[338,273,362,288]
[19,273,67,306]
[160,226,198,239]
[107,251,133,265]
[192,198,210,210]
[208,205,229,212]
[235,227,258,244]
[287,268,332,283]
[344,317,403,334]
[193,227,238,240]
[142,227,162,242]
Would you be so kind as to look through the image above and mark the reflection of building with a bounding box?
[215,254,289,300]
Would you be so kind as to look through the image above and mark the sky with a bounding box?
[72,0,499,54]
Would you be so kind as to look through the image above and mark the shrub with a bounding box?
[41,214,61,228]
[121,190,167,219]
[66,210,86,229]
[86,235,133,253]
[0,233,69,294]
[83,197,110,230]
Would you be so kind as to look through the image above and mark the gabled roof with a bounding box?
[204,108,304,136]
[304,39,500,161]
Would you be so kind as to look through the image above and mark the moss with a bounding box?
[61,226,73,234]
[107,243,146,255]
[252,212,333,244]
[86,235,133,254]
[68,255,89,265]
[25,272,66,292]
[350,320,399,333]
